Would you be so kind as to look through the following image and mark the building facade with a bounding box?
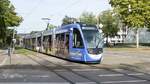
[105,27,150,44]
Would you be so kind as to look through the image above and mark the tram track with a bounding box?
[25,55,74,84]
[26,54,100,84]
[24,51,150,84]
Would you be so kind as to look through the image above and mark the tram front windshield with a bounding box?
[82,27,103,49]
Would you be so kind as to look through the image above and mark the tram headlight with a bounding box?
[70,51,82,57]
[88,48,103,55]
[77,53,82,56]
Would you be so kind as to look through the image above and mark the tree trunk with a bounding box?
[106,36,109,47]
[136,29,139,48]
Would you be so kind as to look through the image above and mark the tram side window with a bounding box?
[49,35,52,50]
[73,28,84,48]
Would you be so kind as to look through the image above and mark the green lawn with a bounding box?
[15,47,36,56]
[15,46,150,55]
[104,47,150,52]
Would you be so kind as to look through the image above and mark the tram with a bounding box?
[23,23,104,63]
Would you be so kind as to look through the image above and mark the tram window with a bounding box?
[37,37,41,46]
[49,35,52,50]
[65,33,69,51]
[56,34,64,48]
[73,28,84,48]
[43,36,48,47]
[61,33,65,41]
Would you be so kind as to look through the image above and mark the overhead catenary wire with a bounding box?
[19,0,43,33]
[57,0,80,15]
[23,0,42,19]
[18,0,82,33]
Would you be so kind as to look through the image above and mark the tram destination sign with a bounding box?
[82,27,97,30]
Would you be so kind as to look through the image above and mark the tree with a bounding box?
[79,12,97,25]
[6,29,14,46]
[62,15,77,26]
[48,24,57,29]
[98,10,119,46]
[109,0,150,48]
[0,0,22,27]
[0,0,22,47]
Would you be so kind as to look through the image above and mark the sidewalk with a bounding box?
[0,49,8,66]
[0,49,38,66]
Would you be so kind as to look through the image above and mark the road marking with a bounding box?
[98,74,124,77]
[128,73,144,76]
[113,69,123,71]
[98,73,144,77]
[101,80,147,84]
[54,69,66,71]
[75,82,97,84]
[31,75,49,78]
[72,68,100,71]
[2,73,24,79]
[113,69,145,76]
[0,57,8,66]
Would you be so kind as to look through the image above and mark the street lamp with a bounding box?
[7,27,16,64]
[41,18,51,30]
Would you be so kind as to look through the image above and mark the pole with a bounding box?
[12,28,15,53]
[41,18,51,30]
[46,22,50,30]
[136,29,139,48]
[10,27,16,64]
[10,48,11,64]
[8,47,11,64]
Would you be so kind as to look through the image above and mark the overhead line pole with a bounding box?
[41,18,51,30]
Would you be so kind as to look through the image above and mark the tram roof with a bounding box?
[61,23,81,29]
[24,23,97,38]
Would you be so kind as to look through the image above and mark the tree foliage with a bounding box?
[109,0,150,29]
[0,0,22,47]
[79,12,97,25]
[99,10,119,37]
[98,10,119,45]
[48,24,57,29]
[0,0,22,27]
[109,0,150,48]
[62,12,97,26]
[62,15,77,26]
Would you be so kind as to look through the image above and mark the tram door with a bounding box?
[70,28,84,60]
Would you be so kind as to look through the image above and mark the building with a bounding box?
[105,28,150,44]
[104,23,128,44]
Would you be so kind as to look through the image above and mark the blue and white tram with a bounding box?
[23,23,104,63]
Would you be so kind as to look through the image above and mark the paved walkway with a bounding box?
[0,50,8,66]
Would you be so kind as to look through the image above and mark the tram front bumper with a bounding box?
[84,54,103,63]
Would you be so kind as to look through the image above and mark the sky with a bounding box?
[10,0,111,33]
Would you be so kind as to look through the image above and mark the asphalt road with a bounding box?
[0,49,150,84]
